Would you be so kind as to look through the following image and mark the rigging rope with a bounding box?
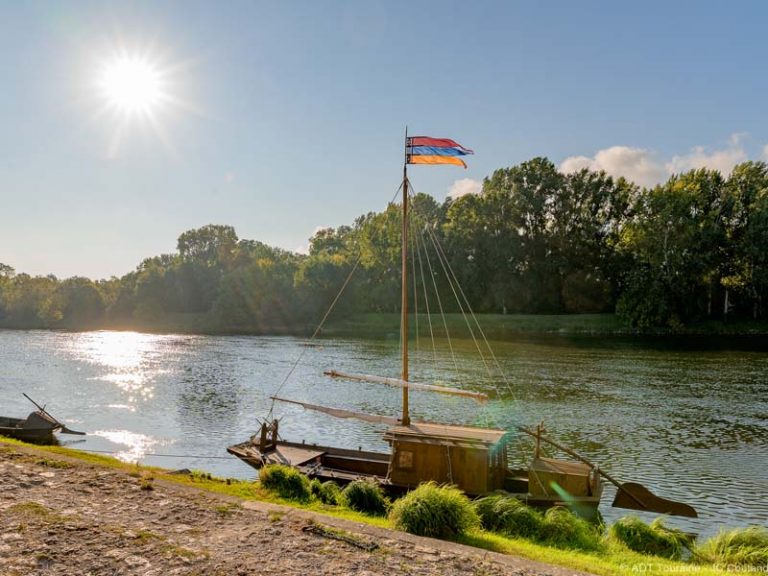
[410,213,419,353]
[410,216,439,372]
[426,225,493,378]
[405,178,513,402]
[267,181,405,422]
[416,213,459,375]
[428,227,511,388]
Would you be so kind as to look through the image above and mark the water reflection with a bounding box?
[68,331,175,406]
[92,429,161,463]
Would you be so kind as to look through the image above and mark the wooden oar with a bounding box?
[516,425,698,518]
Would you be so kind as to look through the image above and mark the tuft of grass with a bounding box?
[317,481,342,506]
[6,502,65,524]
[474,494,543,538]
[267,511,284,523]
[258,464,311,502]
[695,526,768,568]
[340,480,389,517]
[214,503,241,517]
[609,516,690,560]
[389,482,479,539]
[134,529,162,543]
[538,506,602,551]
[161,543,205,560]
[35,458,72,469]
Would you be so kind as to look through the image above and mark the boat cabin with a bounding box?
[383,422,511,495]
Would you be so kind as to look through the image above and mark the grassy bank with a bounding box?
[1,437,749,576]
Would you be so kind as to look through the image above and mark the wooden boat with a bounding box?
[0,395,85,444]
[228,133,697,520]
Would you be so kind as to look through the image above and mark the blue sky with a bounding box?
[2,1,768,279]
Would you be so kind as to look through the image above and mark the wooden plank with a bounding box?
[275,446,326,466]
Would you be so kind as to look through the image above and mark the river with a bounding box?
[1,328,766,536]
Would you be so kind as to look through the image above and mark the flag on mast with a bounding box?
[406,136,474,168]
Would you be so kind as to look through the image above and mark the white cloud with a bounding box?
[447,178,482,199]
[560,134,753,187]
[762,144,768,162]
[224,171,235,184]
[666,133,747,176]
[560,146,666,188]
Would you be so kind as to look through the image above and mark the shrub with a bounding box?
[609,516,690,560]
[341,480,389,516]
[474,494,543,538]
[259,464,311,502]
[539,506,602,551]
[389,482,479,539]
[695,527,768,567]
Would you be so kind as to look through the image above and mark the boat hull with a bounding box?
[227,438,602,517]
[0,415,57,443]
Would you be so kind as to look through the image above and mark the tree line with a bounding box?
[1,157,766,332]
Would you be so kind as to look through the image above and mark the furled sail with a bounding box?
[323,370,488,401]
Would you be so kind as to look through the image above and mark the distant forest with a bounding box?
[1,157,767,332]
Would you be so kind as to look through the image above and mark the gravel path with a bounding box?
[0,444,590,576]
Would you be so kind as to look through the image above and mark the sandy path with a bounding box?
[0,444,589,576]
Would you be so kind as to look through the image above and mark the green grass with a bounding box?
[259,464,312,502]
[312,480,341,505]
[695,527,768,567]
[608,516,690,560]
[474,494,543,538]
[340,480,389,516]
[389,482,479,539]
[538,506,603,551]
[0,438,745,576]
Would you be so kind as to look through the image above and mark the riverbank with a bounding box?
[0,440,575,576]
[0,439,742,576]
[3,312,768,338]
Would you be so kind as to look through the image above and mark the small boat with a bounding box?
[0,394,85,444]
[228,133,697,520]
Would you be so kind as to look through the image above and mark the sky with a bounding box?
[2,0,768,279]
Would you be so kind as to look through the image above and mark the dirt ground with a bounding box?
[0,444,589,576]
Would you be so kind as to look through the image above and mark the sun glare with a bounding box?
[98,55,166,116]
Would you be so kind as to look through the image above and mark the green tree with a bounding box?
[617,169,729,327]
[177,224,238,267]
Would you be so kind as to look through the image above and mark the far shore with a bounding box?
[2,312,768,340]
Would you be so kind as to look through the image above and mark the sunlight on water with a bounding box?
[92,429,162,463]
[71,331,167,405]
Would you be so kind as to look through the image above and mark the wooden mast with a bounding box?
[401,128,410,426]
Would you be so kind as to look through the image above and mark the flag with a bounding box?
[406,136,474,168]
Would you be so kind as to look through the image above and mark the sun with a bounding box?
[97,55,167,117]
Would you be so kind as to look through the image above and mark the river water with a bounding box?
[1,329,766,536]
